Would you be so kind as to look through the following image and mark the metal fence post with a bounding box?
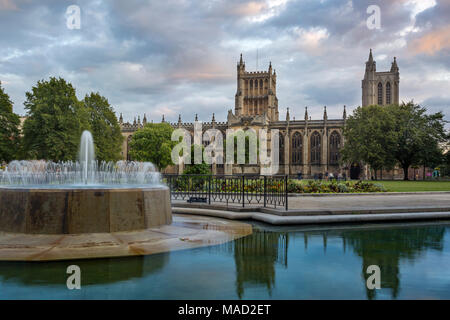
[263,175,267,208]
[208,175,211,205]
[242,175,245,208]
[285,175,288,211]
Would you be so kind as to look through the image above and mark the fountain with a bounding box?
[0,130,171,235]
[0,131,252,262]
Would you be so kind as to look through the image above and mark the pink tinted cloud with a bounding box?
[227,1,268,16]
[410,26,450,55]
[0,0,18,10]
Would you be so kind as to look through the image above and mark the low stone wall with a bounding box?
[0,187,172,234]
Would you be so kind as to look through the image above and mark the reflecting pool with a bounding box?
[1,220,450,299]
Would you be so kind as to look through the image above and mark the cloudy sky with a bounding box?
[0,0,449,124]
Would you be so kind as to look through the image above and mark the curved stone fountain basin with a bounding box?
[0,186,171,234]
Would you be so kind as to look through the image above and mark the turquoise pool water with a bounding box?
[1,221,450,299]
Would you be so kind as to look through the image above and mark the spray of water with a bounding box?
[0,131,162,187]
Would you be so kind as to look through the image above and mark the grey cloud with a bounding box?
[0,0,448,126]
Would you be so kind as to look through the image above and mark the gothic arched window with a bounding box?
[279,134,285,165]
[292,132,302,164]
[310,132,321,165]
[255,79,258,87]
[386,82,391,105]
[378,82,383,105]
[329,131,341,164]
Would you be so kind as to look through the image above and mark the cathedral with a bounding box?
[120,50,401,178]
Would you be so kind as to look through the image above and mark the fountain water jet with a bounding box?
[0,130,171,235]
[79,130,95,184]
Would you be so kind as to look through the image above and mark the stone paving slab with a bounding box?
[173,193,450,213]
[287,193,450,210]
[172,207,450,225]
[0,214,252,261]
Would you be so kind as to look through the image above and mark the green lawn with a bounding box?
[374,180,450,192]
[292,179,450,192]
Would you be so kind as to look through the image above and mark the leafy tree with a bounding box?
[128,122,176,170]
[0,82,21,163]
[22,77,88,161]
[83,92,123,161]
[386,102,446,180]
[183,144,211,175]
[342,102,447,180]
[341,105,396,179]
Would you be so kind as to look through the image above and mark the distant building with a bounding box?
[121,51,411,179]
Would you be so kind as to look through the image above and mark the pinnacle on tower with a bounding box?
[195,114,198,122]
[162,114,165,122]
[343,105,347,120]
[240,53,243,65]
[178,114,182,124]
[286,108,290,122]
[212,113,216,123]
[133,117,136,125]
[119,113,123,123]
[138,115,141,124]
[391,56,399,73]
[366,48,376,72]
[323,106,327,120]
[304,106,308,121]
[143,113,147,125]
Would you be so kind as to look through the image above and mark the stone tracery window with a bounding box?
[329,131,341,164]
[386,82,391,105]
[279,134,285,165]
[378,82,383,105]
[292,132,302,164]
[310,132,321,165]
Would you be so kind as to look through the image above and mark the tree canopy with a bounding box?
[83,92,123,161]
[342,102,447,180]
[128,122,177,170]
[183,144,211,175]
[22,77,88,161]
[0,82,21,163]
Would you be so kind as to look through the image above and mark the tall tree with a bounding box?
[386,102,446,180]
[128,122,176,170]
[0,82,21,163]
[342,102,447,181]
[83,92,123,161]
[22,77,88,161]
[341,105,396,179]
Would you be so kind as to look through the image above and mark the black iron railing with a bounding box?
[163,174,288,210]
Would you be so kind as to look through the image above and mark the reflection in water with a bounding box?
[0,254,169,287]
[209,231,288,298]
[0,222,448,299]
[233,232,288,298]
[342,225,445,299]
[216,222,447,299]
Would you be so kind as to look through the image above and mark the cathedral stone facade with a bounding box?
[362,49,400,107]
[120,51,402,179]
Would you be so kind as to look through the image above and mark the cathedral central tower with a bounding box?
[234,54,279,121]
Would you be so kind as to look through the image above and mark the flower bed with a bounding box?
[165,176,387,194]
[287,180,387,193]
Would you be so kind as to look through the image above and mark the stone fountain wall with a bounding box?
[0,187,172,234]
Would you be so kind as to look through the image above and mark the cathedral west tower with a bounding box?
[234,54,279,121]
